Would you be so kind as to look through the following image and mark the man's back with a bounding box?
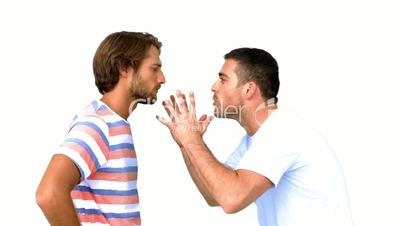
[58,100,141,225]
[226,109,353,226]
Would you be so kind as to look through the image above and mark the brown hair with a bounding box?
[93,31,162,94]
[224,48,280,103]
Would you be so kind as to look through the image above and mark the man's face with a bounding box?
[211,59,244,120]
[129,45,165,104]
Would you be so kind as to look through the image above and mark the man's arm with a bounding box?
[157,91,273,213]
[181,149,219,206]
[36,154,81,226]
[181,141,273,213]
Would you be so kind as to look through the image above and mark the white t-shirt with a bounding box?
[225,109,353,226]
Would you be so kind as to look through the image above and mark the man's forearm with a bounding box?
[181,141,243,210]
[181,149,218,206]
[37,191,81,226]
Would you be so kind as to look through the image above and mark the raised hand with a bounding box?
[156,90,214,147]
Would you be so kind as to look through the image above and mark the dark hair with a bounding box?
[224,48,280,103]
[93,31,162,94]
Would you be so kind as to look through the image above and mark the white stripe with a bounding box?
[109,134,133,145]
[67,130,107,165]
[56,146,91,178]
[102,114,129,125]
[74,199,140,214]
[105,158,138,168]
[86,179,137,190]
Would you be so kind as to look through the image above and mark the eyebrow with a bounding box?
[153,63,162,67]
[218,73,229,78]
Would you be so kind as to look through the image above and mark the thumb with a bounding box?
[198,114,208,121]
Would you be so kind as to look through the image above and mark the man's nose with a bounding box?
[211,80,218,92]
[159,72,166,84]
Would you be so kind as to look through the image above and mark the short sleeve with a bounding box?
[224,135,250,169]
[56,115,110,181]
[236,121,301,186]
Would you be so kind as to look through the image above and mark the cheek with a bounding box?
[141,73,154,85]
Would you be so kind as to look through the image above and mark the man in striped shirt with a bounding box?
[36,31,166,226]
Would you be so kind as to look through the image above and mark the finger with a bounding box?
[199,114,207,121]
[204,116,214,125]
[176,90,189,113]
[162,100,176,121]
[170,95,180,115]
[199,115,214,135]
[156,115,170,127]
[207,116,214,123]
[162,100,173,119]
[189,91,196,116]
[163,100,174,120]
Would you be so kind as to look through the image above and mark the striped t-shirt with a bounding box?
[57,100,140,226]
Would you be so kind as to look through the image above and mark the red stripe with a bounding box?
[108,217,141,226]
[73,125,110,158]
[62,143,96,173]
[88,172,137,181]
[78,213,108,224]
[71,190,139,204]
[97,109,113,116]
[78,213,141,226]
[109,149,136,159]
[109,126,132,136]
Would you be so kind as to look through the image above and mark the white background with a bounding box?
[1,0,401,225]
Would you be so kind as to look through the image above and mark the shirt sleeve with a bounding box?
[235,126,301,186]
[56,115,110,181]
[224,135,250,169]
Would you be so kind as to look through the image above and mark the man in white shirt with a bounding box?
[157,48,354,226]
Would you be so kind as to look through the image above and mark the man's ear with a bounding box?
[118,65,130,78]
[243,81,257,99]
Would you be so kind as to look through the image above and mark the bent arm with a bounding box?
[36,154,81,226]
[182,140,273,213]
[157,91,272,212]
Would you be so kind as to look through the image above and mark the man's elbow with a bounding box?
[36,188,53,210]
[206,198,219,207]
[220,197,245,214]
[36,185,63,212]
[222,203,242,214]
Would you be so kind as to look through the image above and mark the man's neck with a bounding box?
[100,92,132,120]
[239,103,277,136]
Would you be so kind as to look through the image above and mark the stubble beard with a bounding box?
[129,75,158,105]
[213,97,243,121]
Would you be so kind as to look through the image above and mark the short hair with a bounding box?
[224,48,280,103]
[93,31,162,94]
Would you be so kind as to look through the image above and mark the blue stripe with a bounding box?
[107,120,130,128]
[65,138,101,169]
[69,121,109,147]
[76,208,140,218]
[110,143,134,151]
[91,100,99,110]
[98,104,108,111]
[98,166,138,173]
[73,186,138,196]
[105,212,140,218]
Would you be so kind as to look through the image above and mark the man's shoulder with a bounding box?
[68,100,111,131]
